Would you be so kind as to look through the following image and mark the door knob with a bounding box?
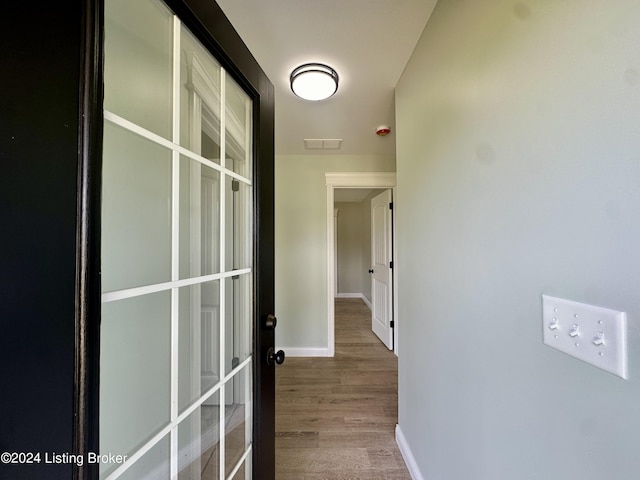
[266,347,285,366]
[264,314,277,329]
[368,269,374,274]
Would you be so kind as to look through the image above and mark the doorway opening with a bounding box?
[325,172,398,356]
[334,188,384,309]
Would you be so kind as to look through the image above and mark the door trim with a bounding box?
[74,1,104,479]
[325,172,398,357]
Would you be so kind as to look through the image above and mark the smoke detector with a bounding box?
[376,125,391,136]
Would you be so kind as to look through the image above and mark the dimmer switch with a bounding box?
[542,295,627,379]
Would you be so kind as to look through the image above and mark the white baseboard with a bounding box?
[277,347,331,357]
[396,424,425,480]
[361,295,372,310]
[336,293,373,310]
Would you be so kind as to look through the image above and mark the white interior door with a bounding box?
[370,189,393,349]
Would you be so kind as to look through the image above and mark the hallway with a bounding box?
[275,298,410,479]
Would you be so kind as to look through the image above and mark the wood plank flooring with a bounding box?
[275,298,410,480]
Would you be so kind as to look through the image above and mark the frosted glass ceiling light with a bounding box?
[290,63,339,101]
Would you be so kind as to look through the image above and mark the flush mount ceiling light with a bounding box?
[290,63,339,101]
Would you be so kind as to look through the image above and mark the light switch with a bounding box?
[568,324,580,338]
[592,332,605,347]
[542,295,628,379]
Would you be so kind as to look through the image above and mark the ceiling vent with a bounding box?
[304,138,343,150]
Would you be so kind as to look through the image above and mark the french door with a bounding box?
[92,0,275,478]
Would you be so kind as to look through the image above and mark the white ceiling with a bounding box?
[216,0,437,156]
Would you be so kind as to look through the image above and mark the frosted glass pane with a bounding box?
[225,274,252,376]
[179,156,220,279]
[102,122,172,292]
[178,392,220,480]
[225,178,252,271]
[225,365,251,478]
[111,436,170,480]
[179,281,220,413]
[100,292,171,477]
[104,0,173,138]
[225,74,252,179]
[180,26,222,164]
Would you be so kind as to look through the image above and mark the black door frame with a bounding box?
[75,0,275,478]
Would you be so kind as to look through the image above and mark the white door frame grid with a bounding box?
[326,172,398,356]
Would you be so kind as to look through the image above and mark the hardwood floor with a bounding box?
[275,298,410,480]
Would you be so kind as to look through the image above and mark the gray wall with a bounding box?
[275,155,395,351]
[336,202,364,294]
[396,1,640,479]
[336,189,388,301]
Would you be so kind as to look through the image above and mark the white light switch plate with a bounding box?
[542,295,628,379]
